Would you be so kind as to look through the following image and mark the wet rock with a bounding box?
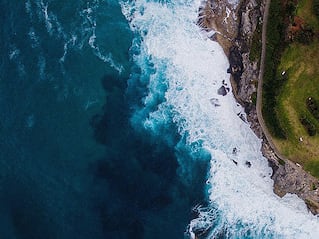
[201,0,319,215]
[217,86,228,96]
[237,112,247,123]
[228,46,243,85]
[232,147,238,155]
[197,0,239,54]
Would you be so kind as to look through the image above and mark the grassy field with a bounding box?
[271,0,319,177]
[297,0,319,31]
[262,0,287,138]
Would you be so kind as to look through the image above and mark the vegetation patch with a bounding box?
[306,97,319,120]
[264,0,319,177]
[300,115,317,136]
[278,158,286,165]
[298,0,319,30]
[249,19,262,62]
[295,25,315,44]
[315,0,319,19]
[251,92,257,105]
[262,0,291,138]
[312,183,317,190]
[305,160,319,178]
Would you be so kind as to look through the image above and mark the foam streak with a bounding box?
[121,0,319,238]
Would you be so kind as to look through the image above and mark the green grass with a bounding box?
[250,19,262,62]
[262,0,289,138]
[262,0,319,177]
[274,40,319,175]
[305,161,319,178]
[298,0,319,31]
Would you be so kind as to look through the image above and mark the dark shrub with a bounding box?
[306,97,319,120]
[295,26,314,45]
[314,0,319,19]
[300,116,317,136]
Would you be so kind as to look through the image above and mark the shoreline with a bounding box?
[199,0,319,214]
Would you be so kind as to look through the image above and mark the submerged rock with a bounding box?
[210,98,221,107]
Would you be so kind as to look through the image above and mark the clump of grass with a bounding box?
[314,0,319,19]
[295,25,315,45]
[278,158,286,165]
[251,92,257,105]
[305,161,319,179]
[312,183,317,190]
[250,20,262,62]
[307,97,319,120]
[300,115,317,136]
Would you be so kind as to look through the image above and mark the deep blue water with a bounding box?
[5,0,319,238]
[0,0,208,238]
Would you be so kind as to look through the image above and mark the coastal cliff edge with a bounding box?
[198,0,319,214]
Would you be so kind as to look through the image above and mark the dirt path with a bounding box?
[256,0,298,171]
[255,0,319,213]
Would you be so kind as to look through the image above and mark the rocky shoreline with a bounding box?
[199,0,319,214]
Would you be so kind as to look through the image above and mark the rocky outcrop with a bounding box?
[198,0,239,54]
[262,141,319,214]
[199,0,263,147]
[233,0,260,105]
[198,0,260,108]
[228,46,243,86]
[199,0,319,214]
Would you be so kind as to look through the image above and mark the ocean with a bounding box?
[1,0,319,238]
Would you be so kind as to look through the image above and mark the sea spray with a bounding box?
[1,0,319,237]
[121,0,319,238]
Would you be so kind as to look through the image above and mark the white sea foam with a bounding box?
[38,55,46,81]
[121,0,319,238]
[9,48,20,61]
[59,35,77,63]
[81,1,124,74]
[9,45,26,78]
[35,0,66,39]
[31,0,123,74]
[25,0,33,19]
[28,28,40,48]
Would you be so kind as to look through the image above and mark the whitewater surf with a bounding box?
[1,0,319,238]
[120,0,319,238]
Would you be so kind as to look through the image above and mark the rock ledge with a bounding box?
[199,0,319,214]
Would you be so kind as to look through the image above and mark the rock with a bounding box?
[200,0,319,215]
[228,46,244,86]
[232,147,238,155]
[262,139,319,214]
[237,112,247,122]
[197,0,239,55]
[217,86,228,96]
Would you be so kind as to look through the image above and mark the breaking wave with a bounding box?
[120,0,319,238]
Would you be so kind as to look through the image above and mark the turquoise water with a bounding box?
[0,0,207,238]
[2,0,319,238]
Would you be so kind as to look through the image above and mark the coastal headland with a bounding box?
[198,0,319,214]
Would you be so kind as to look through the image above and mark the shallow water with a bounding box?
[1,0,319,238]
